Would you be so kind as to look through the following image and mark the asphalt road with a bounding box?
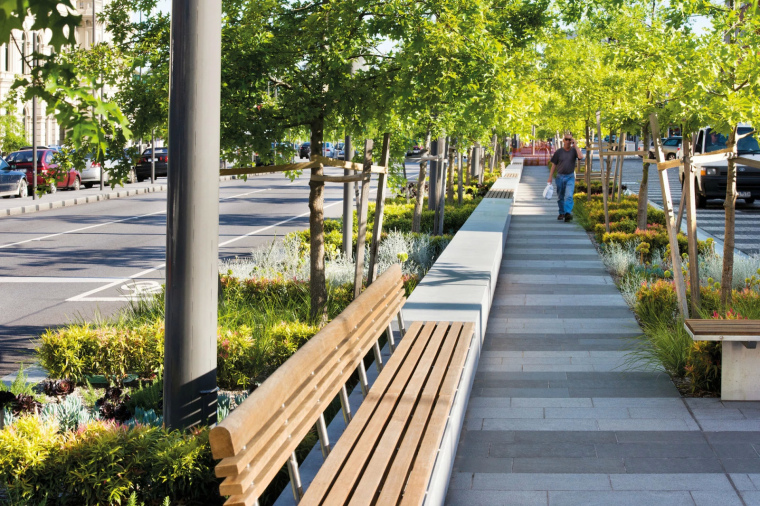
[0,161,421,376]
[587,157,760,255]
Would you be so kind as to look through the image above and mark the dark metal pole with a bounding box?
[428,139,438,211]
[151,130,155,184]
[164,0,221,429]
[32,33,37,199]
[342,135,353,258]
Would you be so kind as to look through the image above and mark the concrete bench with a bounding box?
[684,319,760,400]
[209,263,474,505]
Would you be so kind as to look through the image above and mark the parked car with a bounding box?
[322,142,335,158]
[299,142,311,159]
[80,154,111,188]
[5,149,80,193]
[135,147,168,182]
[0,158,27,198]
[406,145,422,156]
[685,125,760,207]
[661,136,683,160]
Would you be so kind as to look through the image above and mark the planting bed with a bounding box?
[0,173,499,505]
[573,191,760,396]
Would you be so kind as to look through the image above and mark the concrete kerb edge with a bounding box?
[2,176,237,217]
[418,166,521,506]
[647,200,750,260]
[273,168,521,506]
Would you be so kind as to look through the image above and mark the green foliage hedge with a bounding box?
[0,416,220,505]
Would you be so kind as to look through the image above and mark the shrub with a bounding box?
[37,321,165,383]
[686,341,721,394]
[0,416,220,505]
[218,321,319,388]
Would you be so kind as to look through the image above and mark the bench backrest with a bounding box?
[209,264,406,501]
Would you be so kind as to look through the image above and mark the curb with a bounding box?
[2,176,237,218]
[647,200,749,260]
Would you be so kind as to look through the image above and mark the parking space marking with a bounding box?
[0,209,167,249]
[0,276,128,283]
[0,181,303,250]
[67,201,342,302]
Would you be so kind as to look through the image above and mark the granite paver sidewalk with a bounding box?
[445,166,760,506]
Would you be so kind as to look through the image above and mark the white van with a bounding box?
[683,124,760,207]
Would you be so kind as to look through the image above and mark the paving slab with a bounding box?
[446,166,755,505]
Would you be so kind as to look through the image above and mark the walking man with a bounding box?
[548,132,584,222]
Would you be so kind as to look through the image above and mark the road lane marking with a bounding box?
[67,201,342,302]
[0,182,307,250]
[0,277,129,283]
[0,210,167,249]
[66,264,166,302]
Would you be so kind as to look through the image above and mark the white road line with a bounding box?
[218,201,340,247]
[67,200,342,302]
[0,182,304,250]
[0,210,167,249]
[0,277,128,283]
[67,264,166,302]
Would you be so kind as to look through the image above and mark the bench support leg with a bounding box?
[286,451,304,503]
[722,341,760,401]
[316,413,331,459]
[372,341,384,373]
[357,361,370,398]
[397,311,406,337]
[339,384,352,424]
[386,323,396,353]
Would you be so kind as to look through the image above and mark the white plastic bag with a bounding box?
[542,183,554,200]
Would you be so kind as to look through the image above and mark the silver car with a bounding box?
[661,137,683,160]
[80,155,111,188]
[0,158,28,198]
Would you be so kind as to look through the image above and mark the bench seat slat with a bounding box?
[685,319,760,339]
[375,322,466,505]
[218,292,407,497]
[327,323,451,505]
[300,321,436,504]
[400,322,474,506]
[356,322,465,506]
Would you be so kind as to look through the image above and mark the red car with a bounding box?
[5,149,81,193]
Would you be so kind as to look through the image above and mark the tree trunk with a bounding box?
[412,130,431,233]
[457,149,463,204]
[721,126,738,307]
[637,121,650,230]
[683,134,700,315]
[309,119,327,323]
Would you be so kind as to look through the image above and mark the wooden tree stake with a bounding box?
[585,121,591,202]
[595,111,610,233]
[650,112,688,317]
[353,139,373,298]
[683,134,701,315]
[367,133,391,286]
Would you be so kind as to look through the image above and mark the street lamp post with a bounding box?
[163,0,221,429]
[32,33,37,200]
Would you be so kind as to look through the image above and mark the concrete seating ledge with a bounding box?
[403,160,523,505]
[273,162,523,506]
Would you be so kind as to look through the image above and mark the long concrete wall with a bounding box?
[274,160,523,506]
[403,159,523,506]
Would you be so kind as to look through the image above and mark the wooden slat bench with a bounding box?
[209,263,475,505]
[684,319,760,400]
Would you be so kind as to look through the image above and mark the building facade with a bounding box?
[0,0,109,148]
